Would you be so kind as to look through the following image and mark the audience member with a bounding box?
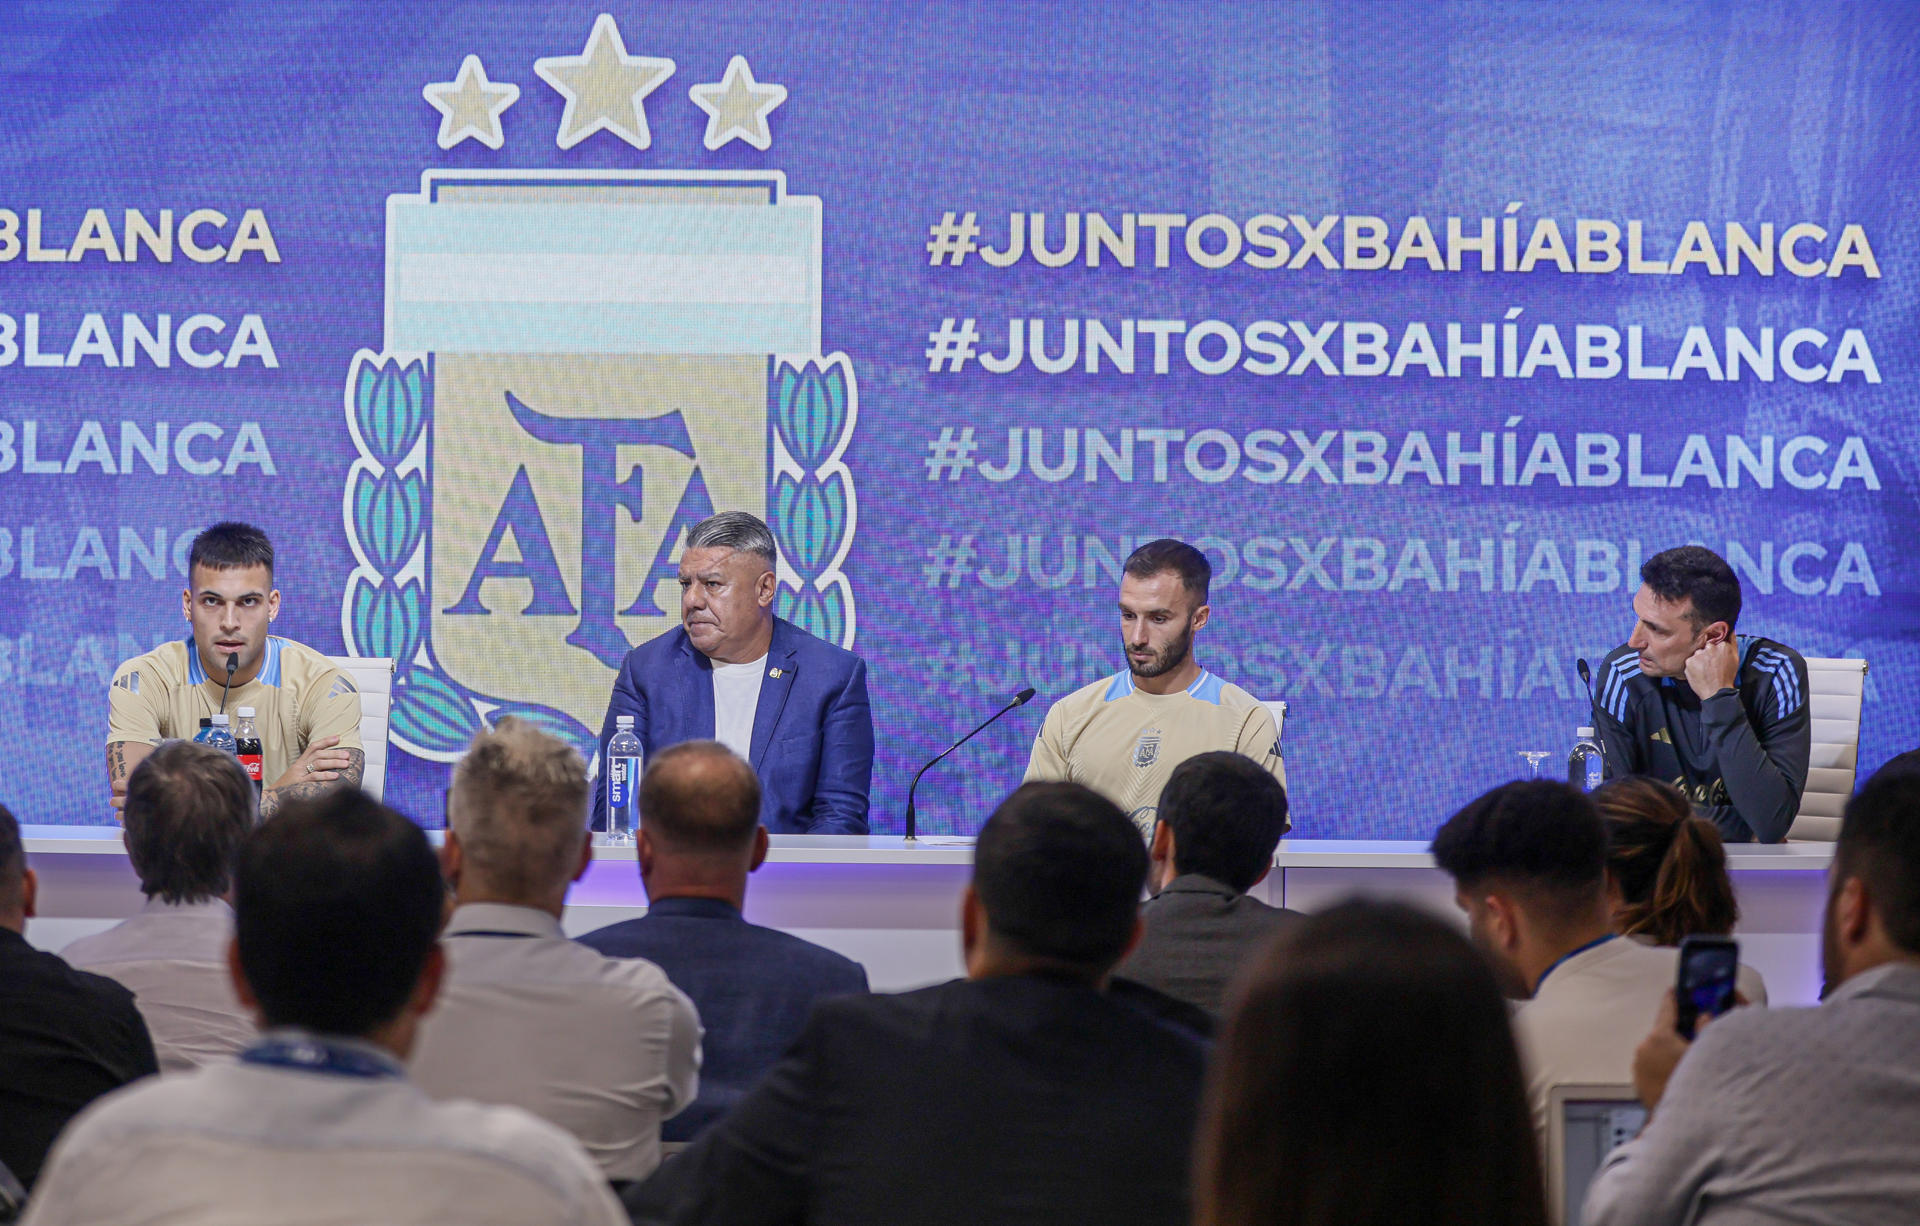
[1593,776,1767,1004]
[1195,900,1547,1226]
[409,718,699,1183]
[0,804,157,1192]
[21,791,624,1226]
[1113,751,1299,1019]
[1431,780,1675,1132]
[577,741,867,1141]
[63,741,258,1071]
[625,781,1209,1226]
[1585,764,1920,1225]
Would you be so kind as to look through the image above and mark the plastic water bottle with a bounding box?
[1567,726,1604,792]
[195,713,237,757]
[232,707,263,791]
[605,716,642,845]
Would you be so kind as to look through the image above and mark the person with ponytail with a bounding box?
[1592,777,1767,1004]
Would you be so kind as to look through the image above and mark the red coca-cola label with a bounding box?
[240,754,263,782]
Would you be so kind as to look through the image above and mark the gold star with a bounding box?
[534,13,676,151]
[688,55,788,152]
[422,55,520,151]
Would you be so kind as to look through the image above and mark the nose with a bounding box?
[1627,624,1646,651]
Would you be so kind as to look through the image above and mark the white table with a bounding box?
[21,829,1835,1003]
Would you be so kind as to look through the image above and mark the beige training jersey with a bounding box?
[108,637,363,786]
[1023,669,1286,837]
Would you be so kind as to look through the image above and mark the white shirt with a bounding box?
[19,1031,626,1226]
[1513,935,1678,1135]
[60,897,253,1073]
[409,903,701,1181]
[711,655,767,759]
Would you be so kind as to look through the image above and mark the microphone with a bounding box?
[1576,658,1605,770]
[904,687,1036,842]
[220,652,239,714]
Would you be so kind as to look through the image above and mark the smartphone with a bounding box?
[1674,935,1740,1038]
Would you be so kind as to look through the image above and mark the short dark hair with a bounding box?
[1835,765,1920,955]
[1196,901,1545,1226]
[1593,776,1738,944]
[1158,752,1290,893]
[0,802,22,914]
[1430,781,1608,916]
[974,782,1147,970]
[639,741,762,854]
[124,741,257,904]
[1640,545,1740,630]
[189,522,275,576]
[1124,538,1210,605]
[233,790,443,1037]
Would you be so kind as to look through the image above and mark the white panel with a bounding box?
[1810,718,1858,745]
[1804,767,1854,795]
[1809,692,1863,720]
[1799,791,1848,818]
[1788,815,1843,842]
[1808,741,1858,770]
[329,657,393,801]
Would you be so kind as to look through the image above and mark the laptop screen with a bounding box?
[1561,1097,1647,1225]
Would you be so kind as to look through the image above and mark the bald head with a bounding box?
[639,741,762,855]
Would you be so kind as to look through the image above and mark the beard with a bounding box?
[1126,621,1194,679]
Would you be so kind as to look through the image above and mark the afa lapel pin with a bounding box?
[769,667,784,679]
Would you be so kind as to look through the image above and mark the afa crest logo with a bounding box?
[340,168,858,764]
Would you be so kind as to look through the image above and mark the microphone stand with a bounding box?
[905,687,1036,841]
[220,652,238,714]
[1576,658,1605,774]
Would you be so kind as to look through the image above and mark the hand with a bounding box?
[270,735,355,790]
[1684,638,1740,701]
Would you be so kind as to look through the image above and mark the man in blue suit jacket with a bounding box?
[592,512,873,835]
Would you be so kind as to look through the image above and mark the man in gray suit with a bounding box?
[1113,751,1299,1019]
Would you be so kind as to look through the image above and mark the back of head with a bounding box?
[974,782,1147,973]
[1836,765,1920,956]
[448,717,589,901]
[638,740,762,855]
[0,802,22,921]
[685,510,777,567]
[1430,780,1608,921]
[189,521,275,576]
[234,790,443,1037]
[1123,538,1210,605]
[1196,900,1546,1226]
[123,740,257,904]
[1159,752,1289,893]
[1640,544,1740,629]
[1593,776,1737,944]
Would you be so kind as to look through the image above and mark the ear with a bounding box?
[636,827,656,879]
[1484,892,1523,954]
[756,566,777,609]
[20,867,37,920]
[181,587,192,621]
[227,937,263,1021]
[1702,619,1732,646]
[960,885,984,958]
[439,830,463,888]
[267,588,281,623]
[1836,876,1872,949]
[572,827,593,883]
[1149,820,1175,866]
[749,825,770,872]
[1190,603,1211,633]
[409,944,446,1019]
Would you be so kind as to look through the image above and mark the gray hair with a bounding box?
[685,511,778,566]
[449,716,590,902]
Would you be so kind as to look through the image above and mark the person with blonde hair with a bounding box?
[409,717,700,1186]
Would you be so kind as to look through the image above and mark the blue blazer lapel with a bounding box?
[748,620,800,768]
[676,633,718,742]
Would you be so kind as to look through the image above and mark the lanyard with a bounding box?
[445,930,542,940]
[241,1035,401,1079]
[1535,933,1617,995]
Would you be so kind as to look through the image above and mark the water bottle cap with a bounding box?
[1577,726,1595,738]
[237,706,255,717]
[211,713,230,725]
[199,717,212,727]
[616,715,635,727]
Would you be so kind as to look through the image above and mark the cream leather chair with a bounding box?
[1787,657,1867,841]
[326,655,394,801]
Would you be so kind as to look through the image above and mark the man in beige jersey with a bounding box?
[107,522,362,819]
[1024,539,1286,838]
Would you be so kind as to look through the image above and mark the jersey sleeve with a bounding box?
[106,658,164,746]
[302,667,365,751]
[1234,703,1287,793]
[1023,702,1071,782]
[1592,652,1644,780]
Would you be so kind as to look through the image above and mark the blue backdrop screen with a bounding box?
[3,2,1915,834]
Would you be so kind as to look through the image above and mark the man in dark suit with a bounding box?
[592,512,872,834]
[624,781,1209,1226]
[578,740,868,1141]
[1114,751,1300,1019]
[0,803,158,1190]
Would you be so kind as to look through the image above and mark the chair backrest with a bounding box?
[327,656,394,801]
[1789,657,1867,841]
[1262,700,1288,743]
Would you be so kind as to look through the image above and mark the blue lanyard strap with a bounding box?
[1535,933,1617,995]
[242,1035,402,1079]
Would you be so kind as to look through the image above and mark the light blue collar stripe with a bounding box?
[1102,671,1134,702]
[184,638,206,685]
[260,637,284,689]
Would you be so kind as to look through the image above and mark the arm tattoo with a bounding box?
[260,749,367,818]
[107,741,128,786]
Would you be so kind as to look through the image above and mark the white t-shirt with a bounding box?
[711,655,768,759]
